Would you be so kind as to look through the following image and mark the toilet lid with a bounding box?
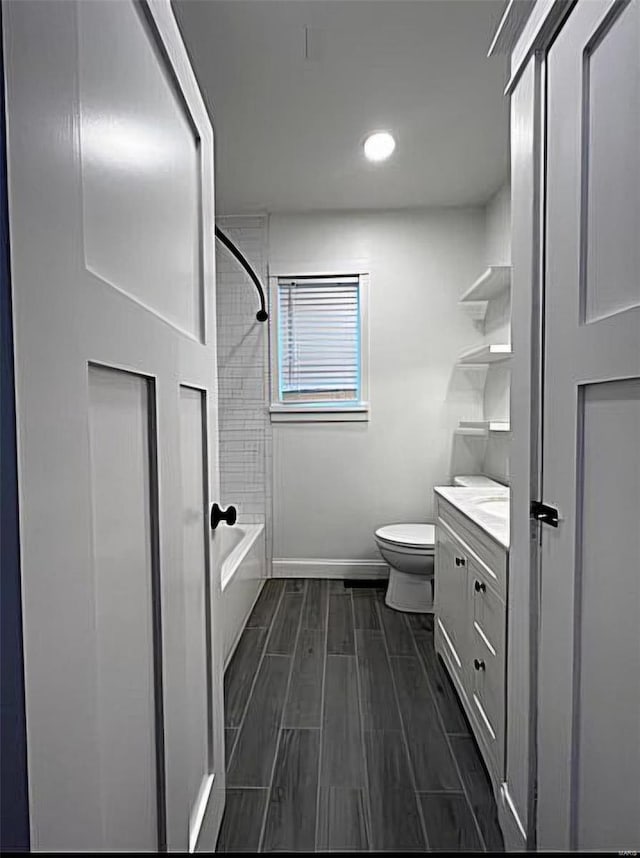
[375,523,435,549]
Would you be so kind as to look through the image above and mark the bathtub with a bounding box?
[219,523,266,667]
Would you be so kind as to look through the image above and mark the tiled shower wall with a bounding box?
[215,216,271,556]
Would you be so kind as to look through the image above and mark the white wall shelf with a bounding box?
[456,424,489,437]
[460,265,511,303]
[455,420,512,437]
[488,0,535,57]
[457,343,512,365]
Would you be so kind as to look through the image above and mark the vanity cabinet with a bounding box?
[434,494,507,792]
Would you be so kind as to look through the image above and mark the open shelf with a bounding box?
[457,343,512,365]
[455,420,512,437]
[455,422,488,437]
[488,0,535,57]
[460,265,511,303]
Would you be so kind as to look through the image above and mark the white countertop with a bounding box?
[434,485,510,549]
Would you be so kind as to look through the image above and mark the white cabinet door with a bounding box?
[435,523,469,676]
[468,561,504,778]
[538,0,640,850]
[4,1,224,850]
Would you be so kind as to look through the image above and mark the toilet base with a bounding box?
[385,566,434,613]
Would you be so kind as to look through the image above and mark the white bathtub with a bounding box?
[219,523,266,667]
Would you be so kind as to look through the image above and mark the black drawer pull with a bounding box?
[455,556,466,567]
[474,580,486,593]
[474,658,486,671]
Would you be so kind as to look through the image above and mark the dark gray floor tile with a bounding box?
[219,580,503,854]
[391,656,462,791]
[377,602,415,655]
[327,593,355,654]
[364,730,425,851]
[320,655,364,788]
[317,787,369,851]
[283,628,325,728]
[355,629,402,731]
[225,728,238,768]
[224,626,267,727]
[216,787,268,852]
[261,729,320,852]
[352,591,380,630]
[227,655,291,787]
[246,579,284,628]
[302,579,329,630]
[285,578,307,593]
[450,736,504,852]
[407,612,435,633]
[266,592,303,655]
[413,633,470,734]
[419,792,483,851]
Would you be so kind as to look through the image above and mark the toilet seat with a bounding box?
[374,523,435,551]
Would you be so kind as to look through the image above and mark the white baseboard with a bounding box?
[498,782,528,851]
[272,558,389,580]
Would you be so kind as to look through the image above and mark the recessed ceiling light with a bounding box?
[363,131,396,162]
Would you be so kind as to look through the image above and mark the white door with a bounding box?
[4,0,225,851]
[537,0,640,850]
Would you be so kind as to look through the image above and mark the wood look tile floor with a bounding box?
[218,579,504,853]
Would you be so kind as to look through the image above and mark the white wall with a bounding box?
[268,208,486,567]
[484,182,511,268]
[482,183,512,483]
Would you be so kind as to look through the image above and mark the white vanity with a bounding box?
[433,483,509,812]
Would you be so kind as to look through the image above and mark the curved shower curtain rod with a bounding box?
[215,225,269,322]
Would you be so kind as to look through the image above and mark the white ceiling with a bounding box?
[173,0,510,215]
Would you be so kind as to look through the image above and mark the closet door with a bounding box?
[538,0,640,850]
[4,1,225,850]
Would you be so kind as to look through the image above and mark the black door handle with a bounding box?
[474,658,486,671]
[455,556,466,567]
[474,580,486,593]
[211,503,237,529]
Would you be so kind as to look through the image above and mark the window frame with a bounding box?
[268,270,370,422]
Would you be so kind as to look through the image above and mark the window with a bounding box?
[270,273,369,422]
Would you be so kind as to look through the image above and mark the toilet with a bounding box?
[374,523,435,613]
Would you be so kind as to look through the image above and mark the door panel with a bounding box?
[4,0,223,850]
[539,0,640,849]
[78,0,202,339]
[87,366,160,850]
[575,379,640,849]
[582,0,639,323]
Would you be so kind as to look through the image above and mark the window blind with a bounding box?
[278,276,361,403]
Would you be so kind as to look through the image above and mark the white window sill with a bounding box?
[269,403,370,423]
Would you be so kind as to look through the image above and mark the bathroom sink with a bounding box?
[475,496,509,517]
